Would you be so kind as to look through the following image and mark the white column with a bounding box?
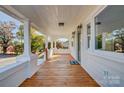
[44,36,49,59]
[49,40,53,57]
[51,41,53,49]
[24,19,31,57]
[102,32,107,50]
[54,41,57,49]
[16,19,39,78]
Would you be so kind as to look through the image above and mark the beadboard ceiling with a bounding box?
[11,5,97,39]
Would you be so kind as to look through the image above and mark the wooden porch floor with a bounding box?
[20,54,100,87]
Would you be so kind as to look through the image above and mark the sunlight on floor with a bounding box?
[51,55,61,58]
[47,59,59,63]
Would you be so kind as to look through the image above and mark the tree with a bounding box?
[31,28,44,53]
[0,21,16,54]
[12,40,24,55]
[16,25,24,45]
[15,25,24,54]
[113,29,124,53]
[96,34,102,49]
[30,27,45,53]
[56,41,63,49]
[16,26,45,54]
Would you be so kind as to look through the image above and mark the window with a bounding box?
[95,6,124,53]
[71,31,75,47]
[87,23,91,48]
[0,11,24,68]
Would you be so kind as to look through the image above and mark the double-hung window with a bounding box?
[87,23,91,49]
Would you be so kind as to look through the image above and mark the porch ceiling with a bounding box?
[11,5,97,38]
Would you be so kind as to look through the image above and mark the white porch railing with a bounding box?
[0,51,46,87]
[37,51,46,65]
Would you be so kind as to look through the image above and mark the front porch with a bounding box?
[0,5,124,87]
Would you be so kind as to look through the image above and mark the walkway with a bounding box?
[20,54,99,87]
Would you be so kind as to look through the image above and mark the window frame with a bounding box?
[87,23,91,49]
[0,10,25,68]
[87,5,124,63]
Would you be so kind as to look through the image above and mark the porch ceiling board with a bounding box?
[11,5,97,38]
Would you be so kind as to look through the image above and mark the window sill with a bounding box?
[0,60,27,80]
[87,49,124,64]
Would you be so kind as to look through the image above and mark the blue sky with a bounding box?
[0,11,22,36]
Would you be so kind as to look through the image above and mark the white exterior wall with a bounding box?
[70,31,78,60]
[70,5,124,87]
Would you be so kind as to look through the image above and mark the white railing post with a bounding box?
[45,37,48,49]
[45,37,48,60]
[50,40,53,57]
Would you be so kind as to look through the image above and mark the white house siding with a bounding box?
[70,5,124,87]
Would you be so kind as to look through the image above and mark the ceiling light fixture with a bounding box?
[95,22,101,25]
[58,22,64,27]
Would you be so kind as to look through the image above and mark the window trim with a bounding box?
[87,23,91,49]
[84,20,91,50]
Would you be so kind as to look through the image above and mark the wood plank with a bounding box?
[20,54,100,87]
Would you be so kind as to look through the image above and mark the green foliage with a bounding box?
[48,42,51,49]
[30,27,45,54]
[112,29,124,52]
[13,41,24,55]
[96,34,102,49]
[31,35,45,53]
[16,25,24,44]
[0,23,45,55]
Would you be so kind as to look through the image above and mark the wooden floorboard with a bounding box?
[20,54,100,87]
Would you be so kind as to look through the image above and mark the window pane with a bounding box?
[95,6,124,53]
[0,11,24,68]
[87,24,91,48]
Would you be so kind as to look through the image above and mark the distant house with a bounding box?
[6,45,15,54]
